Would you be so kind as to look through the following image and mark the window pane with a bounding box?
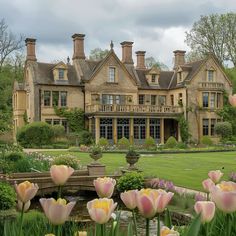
[158,96,166,106]
[44,91,51,106]
[210,93,215,108]
[217,93,221,108]
[52,91,59,106]
[60,91,67,107]
[45,119,52,125]
[211,119,216,136]
[100,118,113,140]
[208,71,213,82]
[139,95,144,105]
[203,119,209,135]
[59,69,65,80]
[151,74,156,83]
[109,67,115,82]
[202,92,209,107]
[151,95,156,105]
[53,119,60,125]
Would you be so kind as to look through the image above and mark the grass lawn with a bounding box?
[43,150,236,191]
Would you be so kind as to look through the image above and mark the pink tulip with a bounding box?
[50,165,74,186]
[208,170,223,183]
[94,177,116,198]
[211,181,236,213]
[156,189,174,213]
[15,181,39,203]
[160,226,179,236]
[74,232,87,236]
[136,188,159,218]
[229,94,236,107]
[194,201,215,223]
[17,200,31,212]
[120,190,138,210]
[40,198,76,225]
[87,198,117,224]
[202,178,215,193]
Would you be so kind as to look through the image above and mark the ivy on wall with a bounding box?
[176,115,190,143]
[54,107,85,133]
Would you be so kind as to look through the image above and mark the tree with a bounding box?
[89,48,109,61]
[185,50,204,63]
[145,56,169,70]
[185,13,236,66]
[0,19,23,70]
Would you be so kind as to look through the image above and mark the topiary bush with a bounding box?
[200,136,213,146]
[164,136,178,149]
[117,172,144,192]
[52,154,79,169]
[51,125,65,140]
[78,130,94,146]
[117,137,130,150]
[0,182,16,210]
[5,152,24,162]
[144,137,156,150]
[215,121,233,140]
[17,122,54,148]
[98,138,109,148]
[175,142,187,149]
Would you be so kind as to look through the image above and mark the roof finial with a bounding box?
[110,40,114,50]
[67,56,70,64]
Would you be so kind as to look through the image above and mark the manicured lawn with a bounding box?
[43,150,236,191]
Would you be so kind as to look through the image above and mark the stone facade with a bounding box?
[13,34,233,144]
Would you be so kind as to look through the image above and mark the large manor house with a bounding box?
[13,34,232,144]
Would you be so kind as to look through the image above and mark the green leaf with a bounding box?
[185,214,201,236]
[127,222,133,236]
[164,208,172,228]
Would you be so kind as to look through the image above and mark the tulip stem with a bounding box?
[101,224,106,236]
[58,185,62,199]
[157,213,161,236]
[205,223,208,236]
[226,214,231,236]
[132,210,138,236]
[146,218,150,236]
[18,202,25,236]
[56,225,62,236]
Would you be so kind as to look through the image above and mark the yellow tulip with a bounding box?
[15,181,38,203]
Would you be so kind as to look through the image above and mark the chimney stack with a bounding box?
[25,38,37,61]
[72,34,85,59]
[120,41,134,64]
[173,50,186,69]
[136,51,146,69]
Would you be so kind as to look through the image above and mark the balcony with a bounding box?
[198,82,224,90]
[85,104,183,116]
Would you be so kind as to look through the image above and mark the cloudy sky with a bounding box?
[0,0,235,68]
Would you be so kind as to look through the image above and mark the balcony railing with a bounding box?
[198,82,224,89]
[85,104,183,114]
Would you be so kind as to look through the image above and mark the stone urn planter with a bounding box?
[125,147,140,170]
[89,145,103,164]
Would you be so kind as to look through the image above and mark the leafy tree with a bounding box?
[89,48,109,61]
[185,50,204,63]
[145,56,169,70]
[185,13,236,66]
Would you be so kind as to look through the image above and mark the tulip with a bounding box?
[194,201,215,223]
[210,181,236,213]
[161,226,179,236]
[15,181,39,203]
[94,177,116,198]
[50,165,74,186]
[74,231,87,236]
[228,94,236,107]
[45,234,55,236]
[87,198,117,224]
[17,200,31,212]
[120,190,138,210]
[156,189,174,213]
[136,188,159,219]
[202,178,215,193]
[208,170,223,183]
[40,198,76,225]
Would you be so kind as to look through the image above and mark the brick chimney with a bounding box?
[121,41,134,64]
[173,50,186,69]
[72,34,85,59]
[136,51,146,69]
[25,38,37,61]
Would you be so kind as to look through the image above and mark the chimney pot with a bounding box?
[136,51,146,70]
[72,33,86,59]
[120,41,134,64]
[25,38,37,61]
[173,50,186,69]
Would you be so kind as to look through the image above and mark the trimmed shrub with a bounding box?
[98,138,109,148]
[144,137,156,150]
[17,122,54,147]
[6,151,24,161]
[52,154,79,169]
[78,130,94,146]
[164,136,178,149]
[0,182,16,210]
[117,172,144,192]
[175,142,187,149]
[51,125,65,140]
[117,137,130,150]
[215,122,233,140]
[200,136,213,146]
[13,158,32,172]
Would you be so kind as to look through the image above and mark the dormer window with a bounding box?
[151,74,156,83]
[207,70,214,82]
[108,67,116,82]
[177,72,182,83]
[59,69,65,80]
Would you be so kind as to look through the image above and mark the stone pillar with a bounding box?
[178,122,182,142]
[146,117,150,139]
[88,118,92,133]
[113,118,117,144]
[160,118,165,144]
[95,117,100,144]
[130,118,134,145]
